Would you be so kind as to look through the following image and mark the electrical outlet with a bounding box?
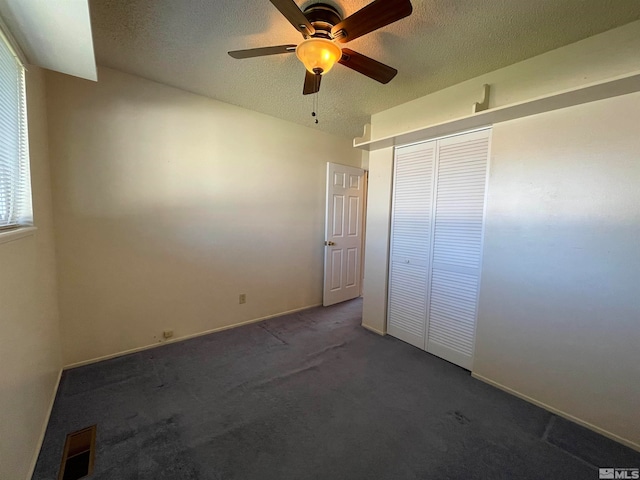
[239,293,246,304]
[163,329,174,339]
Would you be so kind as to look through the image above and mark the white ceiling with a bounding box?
[90,0,640,139]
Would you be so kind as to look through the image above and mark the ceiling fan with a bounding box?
[228,0,413,95]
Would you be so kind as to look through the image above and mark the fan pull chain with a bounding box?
[311,92,316,121]
[311,73,320,124]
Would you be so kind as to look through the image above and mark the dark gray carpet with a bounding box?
[33,299,639,479]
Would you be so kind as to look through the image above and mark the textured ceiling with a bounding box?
[90,0,640,139]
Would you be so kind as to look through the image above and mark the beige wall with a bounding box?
[474,92,640,448]
[45,67,361,366]
[0,67,62,480]
[371,20,640,140]
[361,147,392,335]
[362,20,640,449]
[362,22,640,337]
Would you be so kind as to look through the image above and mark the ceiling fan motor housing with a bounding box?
[303,3,342,39]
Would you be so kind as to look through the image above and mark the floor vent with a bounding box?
[58,425,96,480]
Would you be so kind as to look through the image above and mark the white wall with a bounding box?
[362,20,640,449]
[0,67,62,480]
[45,67,361,366]
[474,92,640,448]
[0,0,97,80]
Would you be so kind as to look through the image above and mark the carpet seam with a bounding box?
[543,438,600,471]
[257,323,289,345]
[541,414,556,441]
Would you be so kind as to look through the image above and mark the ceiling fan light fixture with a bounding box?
[295,38,342,75]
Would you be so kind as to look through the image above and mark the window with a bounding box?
[0,26,30,230]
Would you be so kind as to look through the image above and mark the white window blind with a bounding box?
[0,27,30,230]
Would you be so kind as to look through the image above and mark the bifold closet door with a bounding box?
[386,140,435,348]
[425,129,490,369]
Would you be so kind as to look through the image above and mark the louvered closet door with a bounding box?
[387,141,436,348]
[426,129,490,369]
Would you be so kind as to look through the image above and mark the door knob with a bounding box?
[325,241,336,246]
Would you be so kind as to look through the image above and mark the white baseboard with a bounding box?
[471,372,640,453]
[64,303,323,370]
[27,368,62,480]
[361,323,386,336]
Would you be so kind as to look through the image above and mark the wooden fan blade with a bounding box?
[269,0,315,36]
[331,0,412,43]
[303,70,321,95]
[338,48,397,84]
[228,45,297,59]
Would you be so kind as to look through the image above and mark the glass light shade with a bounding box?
[295,38,342,75]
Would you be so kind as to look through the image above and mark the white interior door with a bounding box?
[323,162,365,306]
[387,141,436,348]
[425,129,490,370]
